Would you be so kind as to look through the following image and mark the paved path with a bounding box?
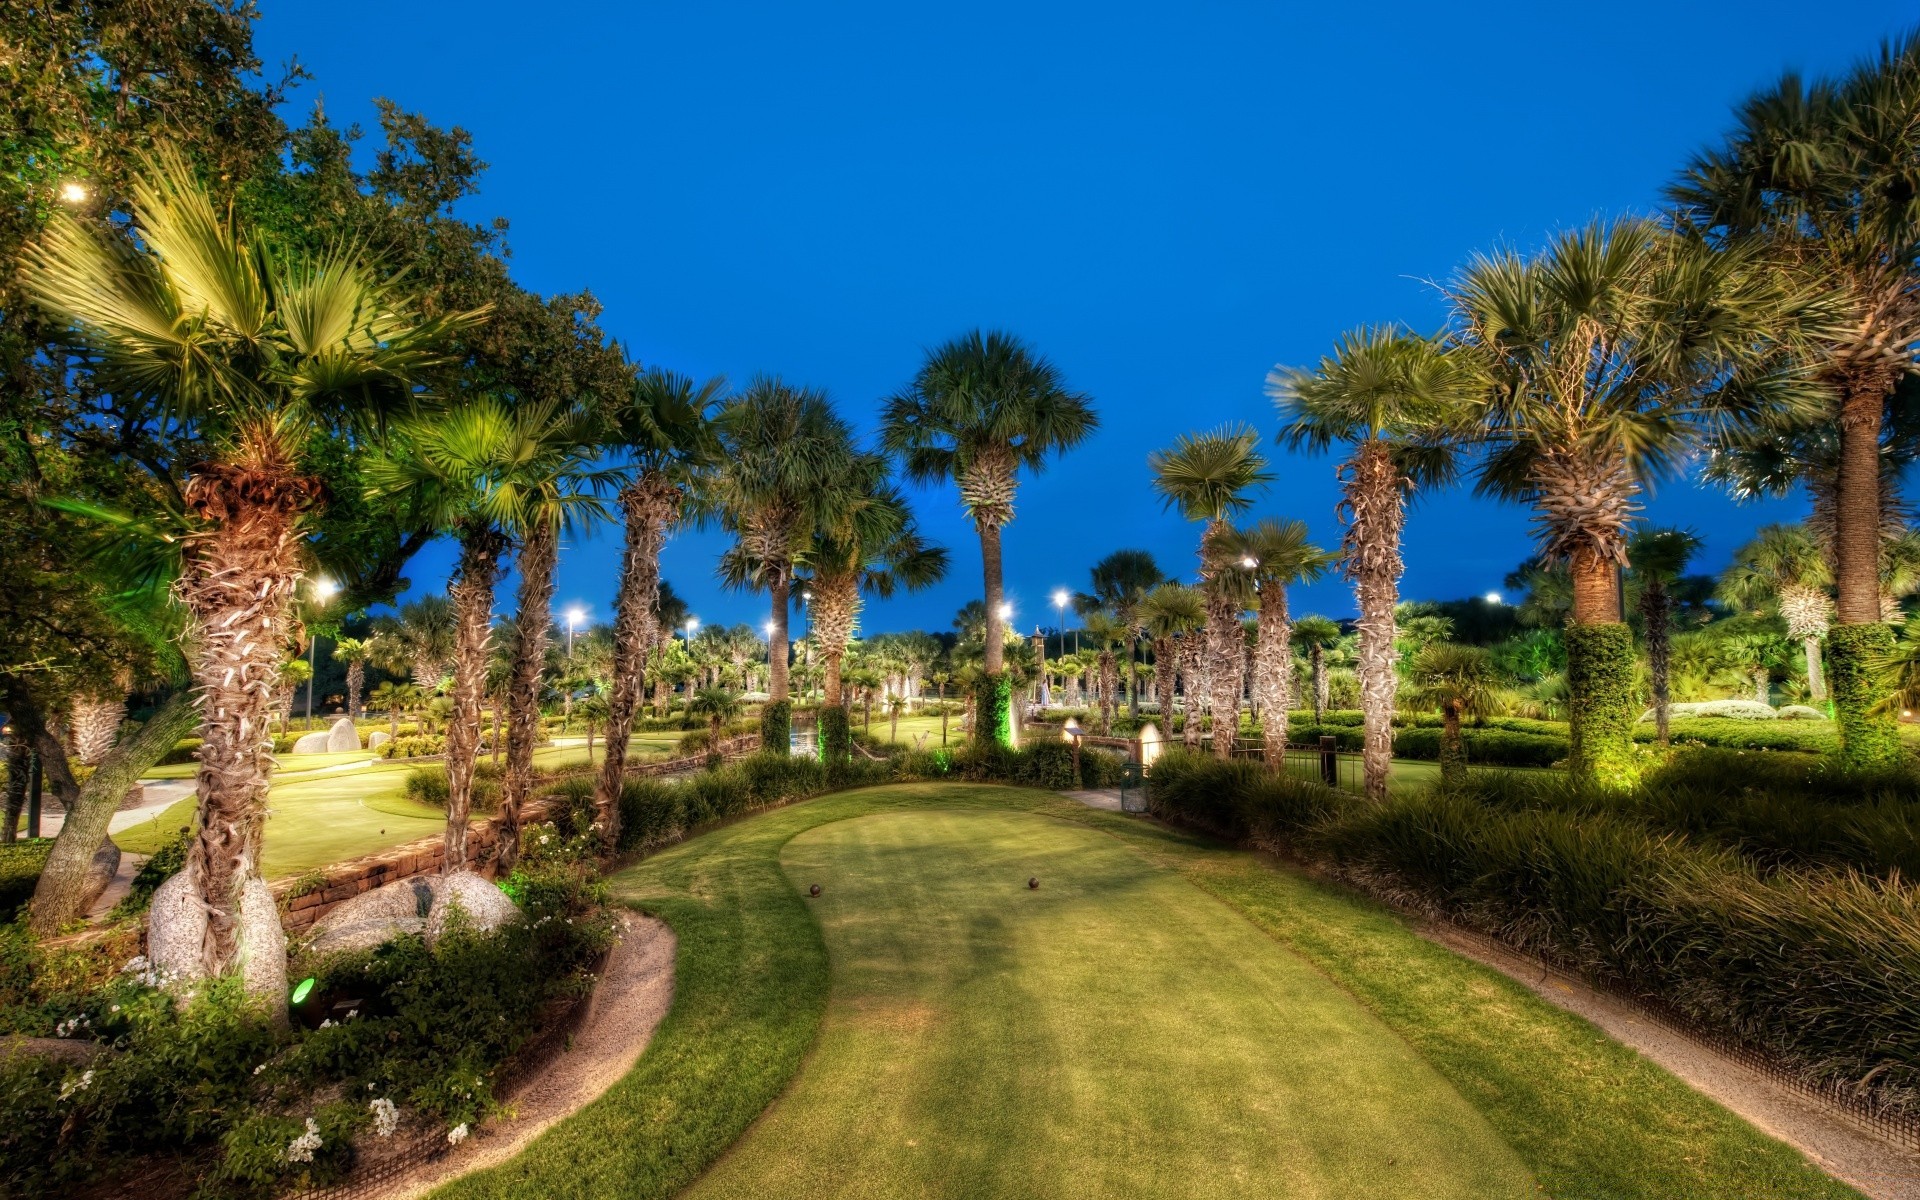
[1060,788,1124,811]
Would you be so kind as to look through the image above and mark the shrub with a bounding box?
[675,728,714,758]
[380,734,445,759]
[819,706,852,766]
[1390,727,1568,769]
[1634,717,1841,755]
[759,700,791,756]
[1147,748,1359,845]
[158,737,203,766]
[0,840,51,918]
[1777,704,1824,721]
[1692,699,1778,720]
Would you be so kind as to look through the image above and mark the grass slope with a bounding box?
[690,808,1533,1199]
[432,784,1857,1200]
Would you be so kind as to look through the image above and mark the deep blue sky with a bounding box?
[257,2,1912,636]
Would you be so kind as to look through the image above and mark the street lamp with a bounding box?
[1052,589,1069,655]
[566,606,587,657]
[306,578,340,731]
[684,616,699,642]
[1484,591,1504,605]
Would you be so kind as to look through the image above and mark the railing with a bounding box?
[1230,735,1367,793]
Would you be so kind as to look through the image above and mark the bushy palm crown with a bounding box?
[1148,424,1273,526]
[1290,615,1343,651]
[880,329,1098,527]
[1627,527,1704,589]
[606,367,724,478]
[1217,518,1336,606]
[1269,325,1475,476]
[24,144,482,468]
[370,596,456,679]
[1139,584,1206,638]
[1408,644,1502,718]
[1719,524,1833,614]
[1451,218,1827,567]
[1075,549,1165,634]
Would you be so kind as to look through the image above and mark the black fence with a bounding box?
[1230,736,1367,793]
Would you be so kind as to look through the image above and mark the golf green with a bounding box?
[686,809,1536,1199]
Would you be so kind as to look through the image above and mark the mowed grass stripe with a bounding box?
[688,809,1536,1200]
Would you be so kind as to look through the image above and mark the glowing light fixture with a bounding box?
[58,181,89,204]
[996,601,1013,621]
[1484,591,1504,605]
[291,977,316,1005]
[313,578,340,601]
[1241,556,1258,569]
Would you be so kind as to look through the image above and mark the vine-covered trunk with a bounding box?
[174,445,316,981]
[1344,439,1402,802]
[1256,590,1291,765]
[31,692,197,932]
[500,520,559,871]
[443,524,508,873]
[1566,545,1637,788]
[595,476,677,836]
[1639,581,1672,747]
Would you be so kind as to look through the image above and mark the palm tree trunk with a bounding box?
[1345,439,1402,801]
[595,474,677,841]
[500,519,559,872]
[1440,698,1465,783]
[30,692,197,932]
[1803,636,1826,705]
[1640,581,1672,748]
[1181,634,1206,749]
[1098,649,1116,735]
[1566,545,1637,788]
[443,523,508,873]
[69,694,127,766]
[347,661,364,720]
[1152,636,1177,726]
[1256,591,1291,765]
[1830,373,1903,767]
[979,518,1006,678]
[814,576,857,708]
[1201,520,1242,761]
[174,448,313,980]
[767,571,793,701]
[1312,645,1328,723]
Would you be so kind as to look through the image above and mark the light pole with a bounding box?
[1052,589,1071,656]
[306,578,339,730]
[801,591,813,699]
[566,606,586,657]
[763,621,776,693]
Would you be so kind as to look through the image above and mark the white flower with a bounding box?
[319,1018,335,1029]
[369,1097,400,1137]
[57,1069,93,1101]
[119,955,149,974]
[447,1122,469,1146]
[284,1117,323,1164]
[254,1064,267,1076]
[346,1009,358,1019]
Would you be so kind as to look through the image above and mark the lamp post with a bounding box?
[566,606,587,657]
[1052,589,1071,656]
[801,591,813,699]
[306,578,339,730]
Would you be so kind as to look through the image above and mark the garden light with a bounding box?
[291,977,316,1005]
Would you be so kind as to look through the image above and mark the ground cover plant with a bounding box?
[437,781,1858,1200]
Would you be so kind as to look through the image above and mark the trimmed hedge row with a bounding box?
[1282,722,1569,768]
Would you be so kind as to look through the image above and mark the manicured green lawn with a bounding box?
[856,712,955,747]
[434,783,1856,1200]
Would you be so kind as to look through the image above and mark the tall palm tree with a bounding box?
[1291,616,1344,724]
[1218,519,1336,762]
[792,461,948,709]
[371,596,458,692]
[1076,550,1165,717]
[593,368,719,837]
[331,636,372,719]
[1625,527,1703,746]
[882,330,1098,719]
[1720,524,1834,705]
[1408,644,1502,783]
[1670,35,1920,768]
[369,397,613,870]
[1450,220,1821,787]
[494,403,610,871]
[1150,425,1273,759]
[22,147,480,989]
[700,377,865,710]
[1271,328,1476,799]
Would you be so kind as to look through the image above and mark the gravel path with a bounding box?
[370,911,677,1200]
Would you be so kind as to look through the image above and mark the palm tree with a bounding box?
[882,330,1098,724]
[1150,425,1273,759]
[591,368,719,835]
[1291,616,1343,724]
[371,596,458,692]
[1720,629,1793,705]
[701,378,864,710]
[332,637,372,719]
[1671,35,1920,769]
[1625,527,1703,746]
[369,681,422,742]
[688,686,742,745]
[887,694,907,743]
[1408,645,1502,783]
[930,669,953,745]
[1081,611,1130,735]
[1271,328,1476,799]
[1219,519,1336,763]
[22,147,480,989]
[1450,221,1820,787]
[1077,550,1165,717]
[1720,524,1834,709]
[789,460,948,710]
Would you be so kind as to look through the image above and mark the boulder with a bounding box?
[0,1036,108,1066]
[425,871,521,947]
[325,717,361,753]
[79,839,121,912]
[147,870,289,1011]
[304,876,439,954]
[291,730,331,754]
[368,730,392,751]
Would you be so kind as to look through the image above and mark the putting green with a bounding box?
[687,809,1535,1199]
